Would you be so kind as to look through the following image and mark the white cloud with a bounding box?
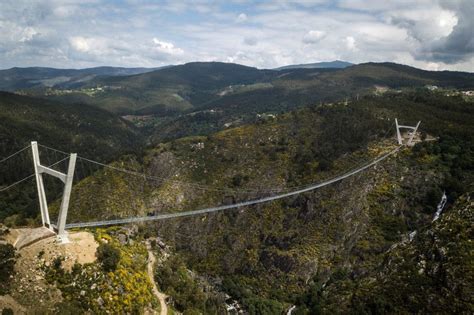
[257,0,330,11]
[0,0,472,71]
[388,7,458,41]
[53,5,77,18]
[344,36,357,51]
[338,0,426,12]
[70,36,91,52]
[236,13,248,22]
[152,38,183,55]
[19,27,39,42]
[303,30,326,44]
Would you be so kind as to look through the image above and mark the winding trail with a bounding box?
[146,240,168,315]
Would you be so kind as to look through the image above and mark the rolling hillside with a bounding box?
[274,60,354,70]
[53,90,474,313]
[0,66,162,91]
[47,62,276,114]
[0,92,142,158]
[142,63,474,142]
[1,73,473,313]
[0,92,143,223]
[17,62,474,117]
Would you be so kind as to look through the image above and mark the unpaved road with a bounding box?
[146,240,168,315]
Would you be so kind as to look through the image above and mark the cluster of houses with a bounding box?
[425,85,474,97]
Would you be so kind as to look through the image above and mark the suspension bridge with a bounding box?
[0,119,420,243]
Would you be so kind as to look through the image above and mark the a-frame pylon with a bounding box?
[395,119,421,146]
[31,142,76,243]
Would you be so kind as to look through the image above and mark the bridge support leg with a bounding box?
[395,118,402,145]
[56,153,77,243]
[407,121,421,146]
[31,142,52,230]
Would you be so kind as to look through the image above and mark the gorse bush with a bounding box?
[44,230,155,313]
[97,243,121,272]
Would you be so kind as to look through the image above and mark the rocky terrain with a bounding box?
[0,76,473,313]
[23,90,469,313]
[0,226,162,314]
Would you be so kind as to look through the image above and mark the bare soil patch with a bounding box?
[1,230,99,312]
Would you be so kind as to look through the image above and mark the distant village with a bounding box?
[425,85,474,97]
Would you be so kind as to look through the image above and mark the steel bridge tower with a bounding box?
[395,119,421,146]
[31,141,76,243]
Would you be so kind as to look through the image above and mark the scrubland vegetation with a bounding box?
[1,61,473,313]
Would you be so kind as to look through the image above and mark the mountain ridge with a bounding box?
[17,61,474,115]
[0,66,167,91]
[274,60,354,70]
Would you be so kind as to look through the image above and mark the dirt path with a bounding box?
[146,240,168,315]
[0,295,26,314]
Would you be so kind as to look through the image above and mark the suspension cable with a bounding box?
[0,145,31,163]
[76,155,271,194]
[39,121,396,195]
[37,144,70,156]
[75,122,395,195]
[0,174,35,192]
[66,146,402,228]
[0,156,70,192]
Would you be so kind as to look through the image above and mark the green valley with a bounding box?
[36,90,473,314]
[2,1,474,313]
[1,66,473,315]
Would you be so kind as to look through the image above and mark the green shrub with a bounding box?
[54,301,83,315]
[96,243,121,272]
[245,297,284,315]
[52,256,63,270]
[0,244,15,294]
[232,174,249,187]
[2,308,14,315]
[155,254,223,313]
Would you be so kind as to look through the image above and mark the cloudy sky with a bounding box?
[1,0,473,71]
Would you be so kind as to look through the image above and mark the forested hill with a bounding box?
[345,62,474,87]
[0,92,142,161]
[0,73,473,313]
[274,60,353,70]
[6,62,474,115]
[0,91,143,224]
[0,66,160,91]
[50,90,474,314]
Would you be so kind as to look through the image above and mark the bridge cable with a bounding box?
[66,146,401,228]
[0,174,35,192]
[0,156,70,192]
[76,155,281,194]
[39,121,397,195]
[0,144,31,163]
[37,144,69,156]
[75,140,397,195]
